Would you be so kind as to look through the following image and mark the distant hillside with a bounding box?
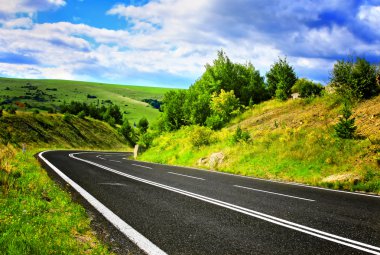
[0,77,174,123]
[140,94,380,194]
[0,111,128,149]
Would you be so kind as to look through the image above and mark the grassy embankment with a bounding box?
[0,77,173,123]
[0,111,130,254]
[140,94,380,194]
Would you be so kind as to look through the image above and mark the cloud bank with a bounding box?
[0,0,379,87]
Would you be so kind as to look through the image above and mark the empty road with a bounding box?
[38,151,380,254]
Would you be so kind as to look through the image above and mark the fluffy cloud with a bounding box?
[0,0,379,87]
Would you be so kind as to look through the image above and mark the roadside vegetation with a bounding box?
[0,145,113,254]
[0,112,130,254]
[139,52,380,194]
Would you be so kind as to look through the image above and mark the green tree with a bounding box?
[330,57,379,100]
[292,78,323,98]
[161,90,188,130]
[334,102,357,139]
[266,57,297,100]
[137,117,149,134]
[206,89,240,129]
[119,118,136,146]
[78,110,86,119]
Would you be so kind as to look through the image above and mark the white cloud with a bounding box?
[1,17,33,29]
[0,0,66,15]
[358,5,380,31]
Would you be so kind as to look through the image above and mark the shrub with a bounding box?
[7,106,16,114]
[33,109,40,114]
[334,102,357,139]
[0,108,2,118]
[138,132,155,149]
[78,110,86,119]
[292,78,323,98]
[63,113,71,122]
[119,118,137,146]
[137,117,149,134]
[188,126,214,148]
[330,57,379,100]
[205,114,224,130]
[231,125,251,144]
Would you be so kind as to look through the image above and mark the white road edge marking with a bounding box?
[234,185,315,202]
[69,152,380,255]
[168,172,205,181]
[39,151,167,255]
[109,160,121,163]
[132,163,153,169]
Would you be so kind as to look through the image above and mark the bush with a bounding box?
[292,78,323,98]
[138,132,155,149]
[188,126,214,148]
[78,110,86,119]
[6,106,16,114]
[334,102,357,139]
[0,108,2,118]
[205,114,224,130]
[33,109,40,114]
[63,113,71,122]
[137,117,149,134]
[330,57,379,100]
[231,126,251,144]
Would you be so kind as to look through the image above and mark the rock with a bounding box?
[209,152,225,169]
[197,157,208,166]
[321,173,361,184]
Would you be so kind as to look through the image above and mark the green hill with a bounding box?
[0,77,174,123]
[0,111,128,149]
[139,94,380,194]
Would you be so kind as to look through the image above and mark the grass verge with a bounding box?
[0,144,114,254]
[140,95,380,194]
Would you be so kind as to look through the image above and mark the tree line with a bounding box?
[158,51,380,132]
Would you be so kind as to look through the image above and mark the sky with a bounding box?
[0,0,379,88]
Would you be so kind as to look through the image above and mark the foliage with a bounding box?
[208,89,240,128]
[334,102,357,139]
[138,132,155,149]
[0,145,112,254]
[205,114,224,130]
[188,126,214,148]
[231,125,251,144]
[137,117,149,134]
[78,110,86,119]
[6,105,16,114]
[161,90,188,131]
[330,57,379,100]
[0,108,3,118]
[119,118,136,146]
[266,57,298,100]
[292,78,324,98]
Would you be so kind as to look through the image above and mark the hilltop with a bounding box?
[139,94,380,194]
[0,77,174,123]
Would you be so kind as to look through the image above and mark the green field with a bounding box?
[0,77,174,123]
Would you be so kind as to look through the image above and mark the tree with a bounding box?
[330,57,379,100]
[292,78,323,98]
[119,118,136,146]
[334,102,357,139]
[266,57,297,100]
[161,90,187,130]
[0,108,3,118]
[206,89,240,129]
[137,117,149,134]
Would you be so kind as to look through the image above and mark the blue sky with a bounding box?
[0,0,379,88]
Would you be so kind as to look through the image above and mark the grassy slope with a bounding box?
[0,77,173,123]
[0,111,128,149]
[0,113,130,254]
[0,145,112,254]
[140,94,380,194]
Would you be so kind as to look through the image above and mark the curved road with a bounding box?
[38,150,380,254]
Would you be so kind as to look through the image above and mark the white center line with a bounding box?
[109,160,121,163]
[132,164,153,169]
[234,185,315,202]
[168,172,205,181]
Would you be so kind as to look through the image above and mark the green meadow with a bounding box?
[0,77,174,123]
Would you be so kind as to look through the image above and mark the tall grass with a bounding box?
[140,95,380,194]
[0,144,113,254]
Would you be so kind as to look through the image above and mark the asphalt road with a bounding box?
[39,150,380,255]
